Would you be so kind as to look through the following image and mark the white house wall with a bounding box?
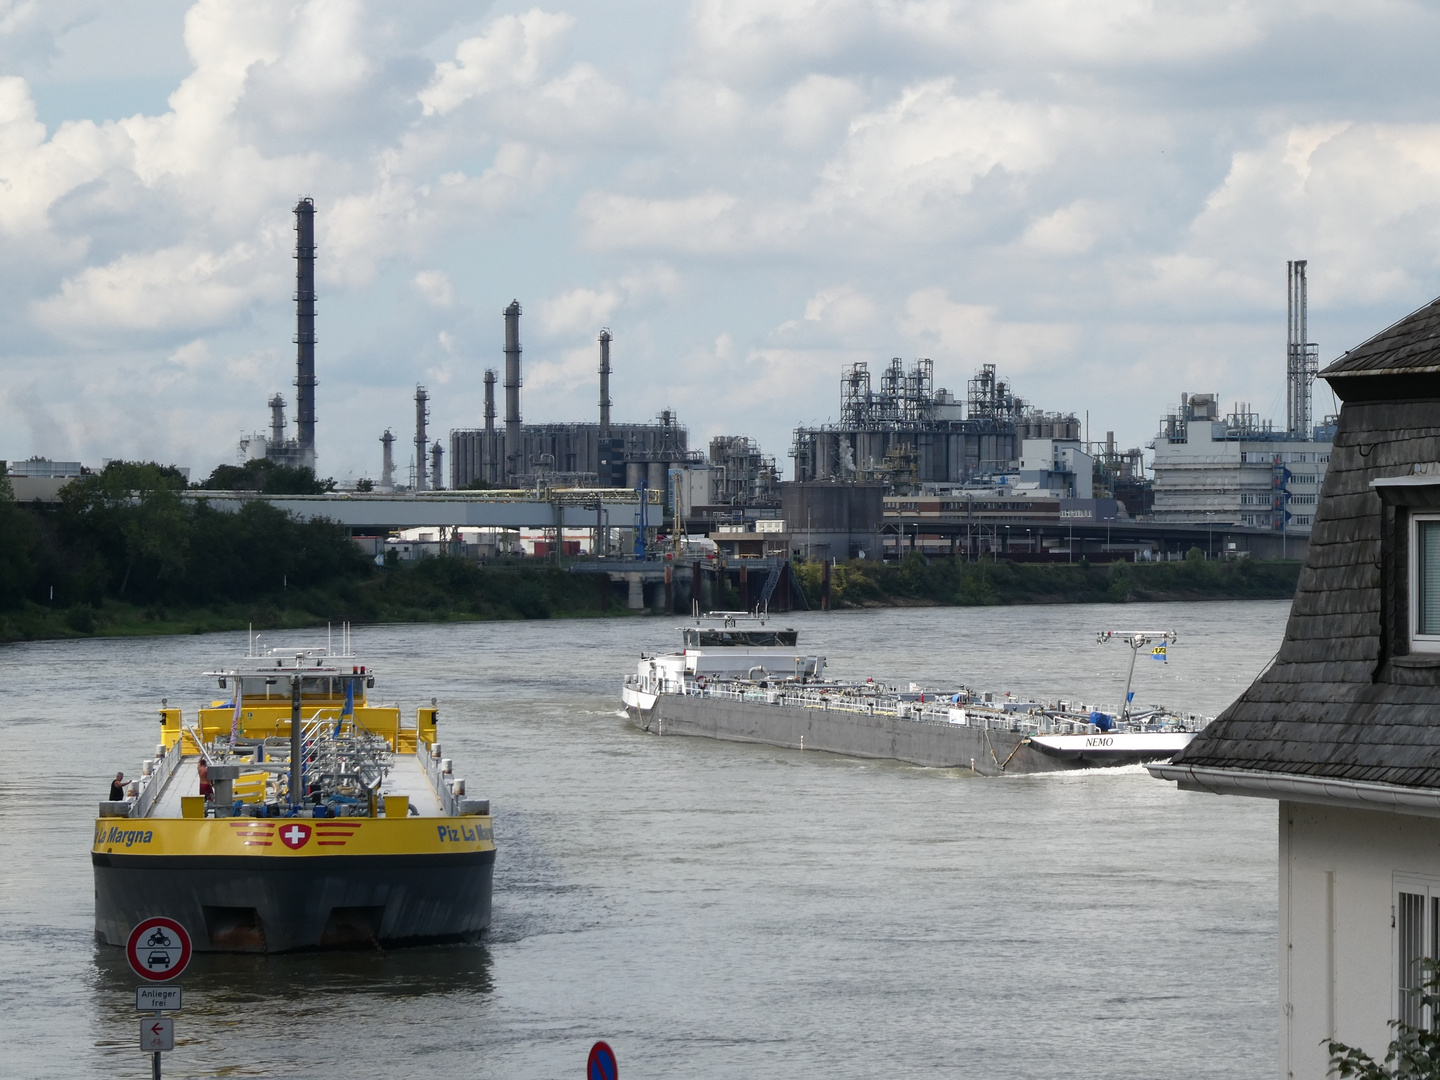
[1279,800,1440,1079]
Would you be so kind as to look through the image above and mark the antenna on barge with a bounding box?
[1097,630,1177,720]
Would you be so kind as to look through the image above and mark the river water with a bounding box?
[0,601,1287,1079]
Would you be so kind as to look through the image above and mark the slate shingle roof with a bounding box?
[1174,296,1440,788]
[1323,296,1440,383]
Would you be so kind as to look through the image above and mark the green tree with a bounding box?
[1328,959,1440,1077]
[198,459,335,494]
[58,462,190,598]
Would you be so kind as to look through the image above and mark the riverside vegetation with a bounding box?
[0,461,1302,643]
[795,548,1302,608]
[0,461,611,642]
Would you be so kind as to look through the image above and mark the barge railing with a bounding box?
[624,674,1211,736]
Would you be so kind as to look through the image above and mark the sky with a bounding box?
[4,0,1440,485]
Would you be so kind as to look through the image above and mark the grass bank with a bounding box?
[794,554,1302,609]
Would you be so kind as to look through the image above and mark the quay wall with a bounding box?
[640,696,1070,776]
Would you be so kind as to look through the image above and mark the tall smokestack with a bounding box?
[293,197,317,470]
[1287,259,1317,438]
[483,370,497,434]
[380,429,395,489]
[599,328,612,436]
[504,300,522,481]
[414,385,429,492]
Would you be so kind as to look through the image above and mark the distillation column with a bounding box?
[430,441,444,491]
[504,301,522,482]
[599,328,612,435]
[268,394,287,445]
[483,369,498,485]
[380,430,395,489]
[293,198,317,470]
[414,385,429,492]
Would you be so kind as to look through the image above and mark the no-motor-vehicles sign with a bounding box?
[126,917,192,982]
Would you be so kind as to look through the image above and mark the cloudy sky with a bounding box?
[3,0,1440,483]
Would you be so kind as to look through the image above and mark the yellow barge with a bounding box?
[93,640,494,952]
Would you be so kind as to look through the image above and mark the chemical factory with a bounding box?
[10,195,1334,606]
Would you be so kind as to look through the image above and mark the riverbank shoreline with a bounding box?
[0,556,1301,644]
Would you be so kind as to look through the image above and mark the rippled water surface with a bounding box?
[0,601,1288,1078]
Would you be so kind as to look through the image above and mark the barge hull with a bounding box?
[93,851,494,953]
[632,695,1083,776]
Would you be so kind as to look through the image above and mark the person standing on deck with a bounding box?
[197,758,212,800]
[108,772,124,800]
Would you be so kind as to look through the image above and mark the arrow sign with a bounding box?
[587,1041,617,1080]
[126,916,192,982]
[140,1016,174,1052]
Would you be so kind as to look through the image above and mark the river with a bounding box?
[0,600,1287,1079]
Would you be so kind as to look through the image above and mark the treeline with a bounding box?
[793,552,1303,608]
[0,461,612,641]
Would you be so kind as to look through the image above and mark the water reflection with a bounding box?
[93,939,494,1005]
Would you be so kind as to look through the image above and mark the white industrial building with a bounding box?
[1150,392,1333,535]
[1150,261,1334,538]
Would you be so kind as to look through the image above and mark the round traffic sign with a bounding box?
[587,1041,617,1080]
[126,917,192,982]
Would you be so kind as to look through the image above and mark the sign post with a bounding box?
[126,917,192,1079]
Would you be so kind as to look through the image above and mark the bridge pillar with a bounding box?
[626,573,645,610]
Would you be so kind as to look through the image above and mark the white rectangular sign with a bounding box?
[135,990,181,1013]
[140,1016,174,1052]
[136,986,181,1011]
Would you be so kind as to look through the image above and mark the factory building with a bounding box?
[790,359,1079,489]
[1150,262,1335,537]
[449,309,701,491]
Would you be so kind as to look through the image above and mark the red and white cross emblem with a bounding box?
[280,823,312,849]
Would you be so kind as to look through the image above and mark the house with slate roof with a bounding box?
[1151,295,1440,1078]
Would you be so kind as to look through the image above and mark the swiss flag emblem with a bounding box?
[279,823,312,849]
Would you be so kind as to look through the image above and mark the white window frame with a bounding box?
[1410,514,1440,653]
[1395,874,1440,1026]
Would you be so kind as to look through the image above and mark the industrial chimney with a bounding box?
[1287,260,1319,438]
[430,441,444,491]
[599,328,612,436]
[380,429,395,489]
[414,385,429,492]
[503,301,522,481]
[293,198,317,470]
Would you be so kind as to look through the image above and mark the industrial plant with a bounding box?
[790,359,1080,488]
[1148,260,1335,539]
[190,194,1338,582]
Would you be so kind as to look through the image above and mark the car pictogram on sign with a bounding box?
[279,823,312,849]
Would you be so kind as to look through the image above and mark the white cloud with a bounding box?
[419,9,574,116]
[3,0,1440,477]
[900,287,1077,374]
[413,269,454,307]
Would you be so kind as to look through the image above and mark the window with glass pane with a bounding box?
[1401,891,1427,1027]
[1419,521,1440,636]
